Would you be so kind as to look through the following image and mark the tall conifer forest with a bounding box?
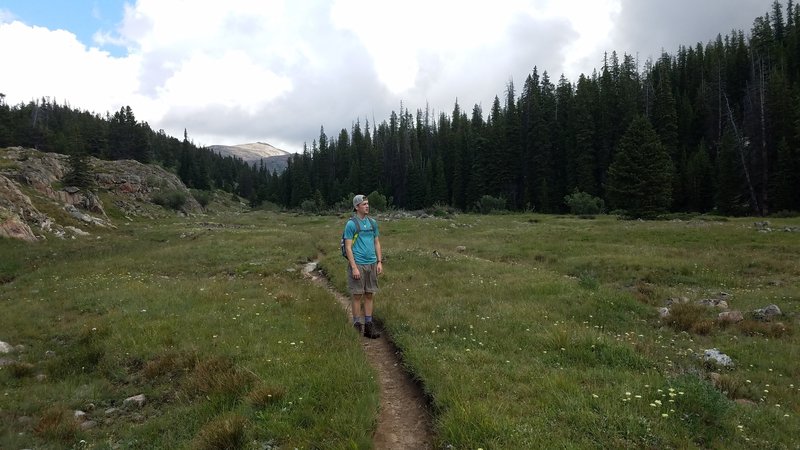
[1,1,799,216]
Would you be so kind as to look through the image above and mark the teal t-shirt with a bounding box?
[344,217,379,265]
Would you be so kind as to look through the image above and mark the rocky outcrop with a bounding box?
[0,147,202,241]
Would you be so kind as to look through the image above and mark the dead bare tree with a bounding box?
[722,92,761,215]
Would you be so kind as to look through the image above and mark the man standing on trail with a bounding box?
[344,194,383,339]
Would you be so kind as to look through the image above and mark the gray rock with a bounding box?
[665,297,689,306]
[123,394,146,408]
[80,420,97,430]
[658,307,670,318]
[703,348,734,368]
[753,304,782,321]
[74,410,88,422]
[0,341,12,353]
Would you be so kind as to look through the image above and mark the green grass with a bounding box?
[2,211,799,448]
[325,213,800,449]
[0,212,375,449]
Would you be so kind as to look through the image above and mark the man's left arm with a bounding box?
[374,236,383,275]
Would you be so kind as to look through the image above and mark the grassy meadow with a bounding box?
[2,207,799,449]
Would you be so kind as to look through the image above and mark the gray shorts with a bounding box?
[347,263,379,295]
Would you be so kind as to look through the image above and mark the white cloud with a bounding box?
[0,21,138,112]
[0,0,775,151]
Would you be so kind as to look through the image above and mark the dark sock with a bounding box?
[365,316,372,323]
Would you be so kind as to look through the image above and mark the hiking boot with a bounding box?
[364,321,381,339]
[353,322,363,335]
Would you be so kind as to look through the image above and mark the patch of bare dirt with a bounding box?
[303,262,434,449]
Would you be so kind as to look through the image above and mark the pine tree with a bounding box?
[605,116,674,218]
[62,152,94,189]
[684,141,715,212]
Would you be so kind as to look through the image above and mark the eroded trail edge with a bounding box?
[303,262,434,450]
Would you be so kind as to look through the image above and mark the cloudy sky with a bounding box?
[0,0,771,153]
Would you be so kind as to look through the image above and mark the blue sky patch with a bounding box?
[1,0,127,56]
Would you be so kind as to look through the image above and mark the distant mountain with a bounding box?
[208,142,291,173]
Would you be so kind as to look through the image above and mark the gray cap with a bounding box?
[353,194,366,209]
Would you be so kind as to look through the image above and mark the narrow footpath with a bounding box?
[303,262,434,449]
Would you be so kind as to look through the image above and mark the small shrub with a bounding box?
[426,203,457,217]
[336,193,356,212]
[255,201,282,212]
[192,413,248,450]
[191,189,211,208]
[564,189,604,216]
[152,189,188,210]
[367,190,388,211]
[475,195,506,214]
[300,199,318,214]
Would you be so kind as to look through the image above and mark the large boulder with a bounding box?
[0,147,202,240]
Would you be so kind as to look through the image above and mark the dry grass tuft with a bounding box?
[736,320,792,338]
[142,350,197,380]
[191,413,248,450]
[631,280,657,304]
[185,355,254,397]
[33,406,79,443]
[8,361,36,378]
[245,385,286,408]
[709,372,759,401]
[663,302,716,334]
[273,290,294,304]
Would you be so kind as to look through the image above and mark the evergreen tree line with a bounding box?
[2,2,798,216]
[0,96,280,203]
[282,1,800,216]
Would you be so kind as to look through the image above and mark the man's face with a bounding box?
[356,200,369,214]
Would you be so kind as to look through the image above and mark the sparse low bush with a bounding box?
[475,195,506,214]
[564,189,604,216]
[426,203,457,217]
[191,189,211,208]
[151,189,188,210]
[367,190,388,212]
[300,199,318,214]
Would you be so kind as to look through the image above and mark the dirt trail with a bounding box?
[303,262,434,450]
